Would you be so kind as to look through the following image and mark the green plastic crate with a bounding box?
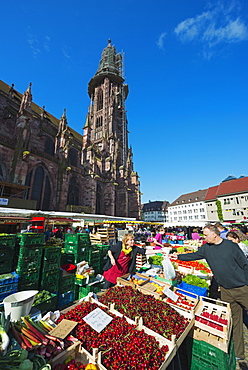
[0,259,13,274]
[43,246,62,261]
[59,274,75,294]
[16,256,42,272]
[41,260,61,272]
[61,252,75,265]
[40,269,59,288]
[0,246,15,259]
[39,281,58,293]
[0,235,16,248]
[64,233,90,246]
[18,244,43,259]
[18,281,39,291]
[187,337,236,370]
[18,269,40,285]
[17,233,44,245]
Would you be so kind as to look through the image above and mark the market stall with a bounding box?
[0,230,236,369]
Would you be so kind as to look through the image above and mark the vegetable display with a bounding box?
[148,255,163,266]
[182,275,209,289]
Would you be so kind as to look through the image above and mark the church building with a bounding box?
[0,40,141,218]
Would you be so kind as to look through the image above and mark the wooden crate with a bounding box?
[116,272,150,288]
[191,326,230,353]
[194,296,232,340]
[164,287,199,314]
[49,341,98,367]
[138,279,171,300]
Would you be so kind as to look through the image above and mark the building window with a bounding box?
[67,177,80,206]
[96,116,103,128]
[97,89,103,111]
[25,166,52,210]
[236,197,240,204]
[44,137,54,156]
[68,148,78,167]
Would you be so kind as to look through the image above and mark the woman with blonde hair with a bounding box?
[102,233,146,289]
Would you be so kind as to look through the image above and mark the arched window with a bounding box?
[67,177,79,206]
[96,116,103,128]
[31,167,44,210]
[68,148,78,167]
[25,166,52,210]
[44,137,54,156]
[97,89,103,111]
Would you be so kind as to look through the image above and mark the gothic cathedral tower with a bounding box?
[81,40,141,218]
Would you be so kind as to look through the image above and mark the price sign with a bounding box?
[49,319,78,339]
[83,307,113,333]
[163,287,179,302]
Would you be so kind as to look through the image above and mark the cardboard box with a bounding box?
[116,272,150,288]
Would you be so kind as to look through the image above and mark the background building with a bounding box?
[141,200,170,222]
[167,189,207,227]
[0,41,141,218]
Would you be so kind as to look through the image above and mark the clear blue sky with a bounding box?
[1,0,248,204]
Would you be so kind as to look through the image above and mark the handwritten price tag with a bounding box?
[83,307,113,333]
[163,287,179,302]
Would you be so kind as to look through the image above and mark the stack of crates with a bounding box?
[39,246,61,294]
[0,272,19,303]
[16,233,44,290]
[0,234,16,274]
[186,336,236,370]
[58,273,75,308]
[64,233,91,263]
[93,244,109,272]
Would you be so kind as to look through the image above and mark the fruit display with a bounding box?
[56,301,170,370]
[98,285,190,341]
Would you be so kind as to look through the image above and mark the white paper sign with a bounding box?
[83,307,113,333]
[0,198,8,206]
[163,287,179,302]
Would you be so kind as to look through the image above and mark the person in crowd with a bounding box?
[44,227,51,242]
[74,226,83,233]
[176,224,248,363]
[191,228,201,240]
[214,222,228,239]
[21,224,33,233]
[55,226,64,239]
[227,231,248,258]
[102,233,146,289]
[153,227,165,249]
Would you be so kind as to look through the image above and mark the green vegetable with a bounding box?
[18,359,33,370]
[182,274,209,289]
[148,255,163,266]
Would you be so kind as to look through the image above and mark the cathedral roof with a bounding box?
[0,80,83,142]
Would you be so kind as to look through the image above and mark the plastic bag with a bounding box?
[162,254,176,279]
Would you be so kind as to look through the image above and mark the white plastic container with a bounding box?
[3,290,38,322]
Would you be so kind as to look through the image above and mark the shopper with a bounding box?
[214,222,228,239]
[55,226,64,239]
[191,228,201,240]
[153,227,165,249]
[102,233,146,289]
[176,224,248,363]
[227,231,248,258]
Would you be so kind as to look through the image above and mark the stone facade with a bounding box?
[0,41,141,218]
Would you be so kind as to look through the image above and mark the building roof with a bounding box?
[217,176,248,196]
[204,185,219,201]
[169,189,207,207]
[142,200,169,212]
[0,80,83,143]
